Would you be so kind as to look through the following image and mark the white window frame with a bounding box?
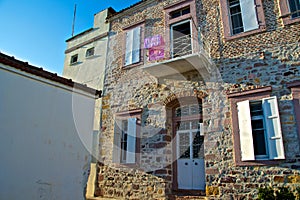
[124,26,141,66]
[237,96,285,161]
[227,0,259,35]
[70,54,78,65]
[113,117,137,164]
[85,47,95,58]
[170,19,193,58]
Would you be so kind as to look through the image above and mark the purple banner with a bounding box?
[149,48,164,61]
[144,35,164,49]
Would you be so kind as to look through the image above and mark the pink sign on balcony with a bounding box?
[149,48,164,61]
[144,35,164,49]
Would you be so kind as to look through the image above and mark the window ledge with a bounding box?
[235,159,285,167]
[227,86,272,98]
[112,163,140,169]
[123,61,144,70]
[86,55,97,59]
[70,61,82,66]
[281,16,300,25]
[224,26,267,41]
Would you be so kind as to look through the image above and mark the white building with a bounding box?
[0,52,101,200]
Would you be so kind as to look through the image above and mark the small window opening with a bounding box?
[70,54,78,65]
[170,6,190,19]
[86,47,95,57]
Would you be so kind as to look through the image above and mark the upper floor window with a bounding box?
[165,0,198,58]
[124,26,141,66]
[170,6,190,19]
[70,54,78,65]
[279,0,300,25]
[86,47,95,58]
[287,81,300,143]
[220,0,266,40]
[228,0,259,34]
[171,20,192,58]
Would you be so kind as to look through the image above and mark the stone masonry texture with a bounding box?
[95,0,300,199]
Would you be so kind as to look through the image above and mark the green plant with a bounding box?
[257,186,299,200]
[275,187,295,200]
[296,187,300,200]
[257,187,275,200]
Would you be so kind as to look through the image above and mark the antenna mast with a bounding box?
[72,4,77,37]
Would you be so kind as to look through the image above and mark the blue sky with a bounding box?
[0,0,140,75]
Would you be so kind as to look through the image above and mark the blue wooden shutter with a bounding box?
[240,0,259,31]
[126,118,137,163]
[262,96,285,160]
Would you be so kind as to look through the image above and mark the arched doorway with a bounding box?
[167,96,205,191]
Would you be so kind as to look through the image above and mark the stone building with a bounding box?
[88,0,300,199]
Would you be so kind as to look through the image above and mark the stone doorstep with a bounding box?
[86,197,118,200]
[172,196,207,200]
[87,197,206,200]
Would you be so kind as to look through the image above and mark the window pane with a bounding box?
[229,0,240,7]
[70,54,78,64]
[171,11,181,18]
[86,47,94,57]
[191,120,200,129]
[182,7,190,15]
[253,129,267,156]
[181,106,189,116]
[251,119,264,130]
[176,107,181,117]
[192,132,204,159]
[250,101,263,116]
[178,121,189,130]
[231,14,244,34]
[190,104,202,115]
[230,5,241,14]
[289,0,300,18]
[179,133,190,159]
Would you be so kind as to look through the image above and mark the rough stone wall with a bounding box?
[199,0,300,198]
[97,0,300,199]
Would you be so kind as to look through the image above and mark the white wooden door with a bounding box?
[177,121,205,190]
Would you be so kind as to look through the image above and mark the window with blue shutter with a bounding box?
[237,96,285,161]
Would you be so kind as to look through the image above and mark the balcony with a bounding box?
[142,33,212,80]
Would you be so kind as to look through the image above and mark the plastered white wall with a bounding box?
[0,65,95,200]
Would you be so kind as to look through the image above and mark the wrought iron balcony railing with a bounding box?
[171,34,192,58]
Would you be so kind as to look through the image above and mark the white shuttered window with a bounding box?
[112,118,137,164]
[228,0,259,35]
[125,27,141,66]
[237,96,285,161]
